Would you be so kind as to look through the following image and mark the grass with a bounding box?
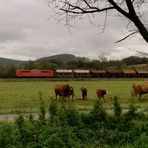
[0,79,148,114]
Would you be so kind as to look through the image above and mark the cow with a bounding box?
[80,87,87,100]
[131,83,141,97]
[68,86,74,101]
[54,84,74,101]
[132,83,148,99]
[96,89,107,101]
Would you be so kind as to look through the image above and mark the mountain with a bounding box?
[0,57,25,66]
[37,54,89,63]
[0,54,89,66]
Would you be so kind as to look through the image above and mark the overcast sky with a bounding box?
[0,0,147,61]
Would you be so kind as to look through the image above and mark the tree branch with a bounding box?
[115,31,138,43]
[60,1,115,14]
[108,0,130,18]
[125,0,136,15]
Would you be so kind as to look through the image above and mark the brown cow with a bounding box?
[96,89,107,101]
[132,83,141,97]
[80,87,87,100]
[54,84,74,101]
[132,83,148,99]
[68,86,74,101]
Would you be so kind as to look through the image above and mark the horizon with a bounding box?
[0,53,148,62]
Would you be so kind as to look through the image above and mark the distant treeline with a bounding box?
[0,56,148,78]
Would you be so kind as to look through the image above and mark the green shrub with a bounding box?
[113,96,122,121]
[38,92,46,123]
[0,123,16,148]
[89,100,107,123]
[1,96,148,147]
[48,98,57,118]
[133,133,148,148]
[58,106,80,127]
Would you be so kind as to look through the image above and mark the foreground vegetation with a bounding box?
[0,97,148,147]
[0,79,148,114]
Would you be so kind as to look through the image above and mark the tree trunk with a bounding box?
[131,15,148,43]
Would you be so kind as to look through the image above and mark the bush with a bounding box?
[113,96,122,121]
[89,101,107,123]
[1,96,148,147]
[0,123,16,148]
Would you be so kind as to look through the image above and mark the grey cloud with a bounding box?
[0,28,26,43]
[0,0,147,61]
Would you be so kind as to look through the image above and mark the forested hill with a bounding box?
[0,57,25,66]
[37,54,89,63]
[0,54,89,66]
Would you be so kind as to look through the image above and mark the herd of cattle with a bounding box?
[54,82,148,102]
[54,84,107,101]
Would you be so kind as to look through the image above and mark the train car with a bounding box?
[122,70,136,77]
[55,69,74,78]
[90,70,106,78]
[16,70,54,77]
[106,70,122,77]
[73,70,90,78]
[136,70,148,78]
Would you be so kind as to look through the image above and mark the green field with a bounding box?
[0,79,148,114]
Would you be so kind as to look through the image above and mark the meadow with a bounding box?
[0,79,148,147]
[0,79,148,114]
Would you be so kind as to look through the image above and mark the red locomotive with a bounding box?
[16,70,54,77]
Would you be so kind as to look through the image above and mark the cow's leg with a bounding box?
[98,95,101,101]
[62,95,66,101]
[98,97,102,103]
[61,95,64,101]
[131,90,135,98]
[58,95,61,101]
[82,94,84,100]
[102,96,105,102]
[70,95,73,102]
[55,94,58,101]
[83,96,85,100]
[138,93,142,100]
[67,95,70,102]
[85,95,87,101]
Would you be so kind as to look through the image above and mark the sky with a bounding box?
[0,0,147,61]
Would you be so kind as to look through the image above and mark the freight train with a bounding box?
[16,69,148,78]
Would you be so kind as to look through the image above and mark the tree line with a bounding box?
[0,56,148,78]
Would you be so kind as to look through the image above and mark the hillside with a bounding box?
[0,57,25,66]
[37,54,89,63]
[0,54,89,66]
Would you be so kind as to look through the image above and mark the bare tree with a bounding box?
[47,0,148,43]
